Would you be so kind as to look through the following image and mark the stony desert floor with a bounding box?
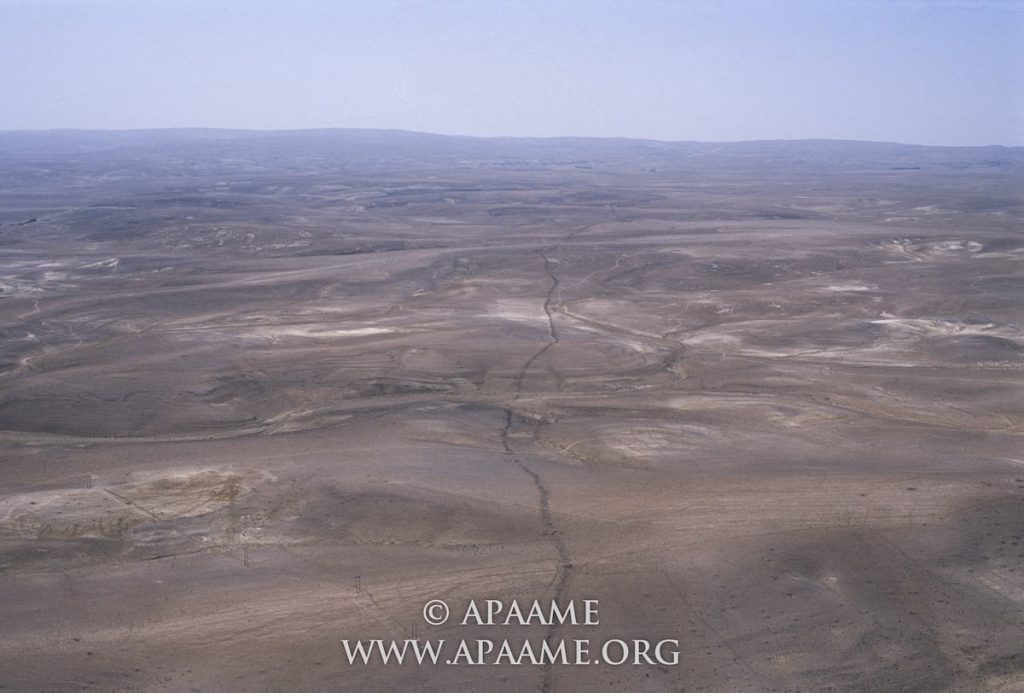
[0,131,1022,692]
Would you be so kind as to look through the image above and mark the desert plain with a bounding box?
[0,130,1022,691]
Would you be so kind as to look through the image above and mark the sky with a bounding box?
[1,0,1021,145]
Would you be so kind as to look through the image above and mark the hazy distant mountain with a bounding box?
[1,128,1021,176]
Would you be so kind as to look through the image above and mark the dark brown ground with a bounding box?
[0,130,1022,692]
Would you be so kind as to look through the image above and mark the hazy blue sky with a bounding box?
[1,0,1021,145]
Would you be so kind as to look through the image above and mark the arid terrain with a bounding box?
[0,130,1022,692]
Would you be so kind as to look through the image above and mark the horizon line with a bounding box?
[0,126,1019,151]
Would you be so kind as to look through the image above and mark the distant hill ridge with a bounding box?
[1,128,1020,174]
